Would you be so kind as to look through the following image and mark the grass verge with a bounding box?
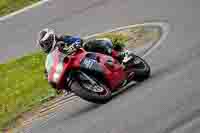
[96,26,161,49]
[0,52,56,129]
[0,0,39,17]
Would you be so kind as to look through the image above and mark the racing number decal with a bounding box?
[83,58,95,69]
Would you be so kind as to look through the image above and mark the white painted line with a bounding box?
[0,0,50,22]
[84,22,170,58]
[142,22,170,58]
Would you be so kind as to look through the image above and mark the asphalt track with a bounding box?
[1,0,200,132]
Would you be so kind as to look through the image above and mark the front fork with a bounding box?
[63,71,93,91]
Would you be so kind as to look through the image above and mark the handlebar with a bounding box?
[62,43,82,55]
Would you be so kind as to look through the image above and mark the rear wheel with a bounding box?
[71,72,112,104]
[124,54,151,82]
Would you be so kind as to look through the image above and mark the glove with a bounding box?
[72,41,82,49]
[59,41,82,55]
[63,45,76,55]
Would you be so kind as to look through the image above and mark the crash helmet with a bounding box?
[37,28,56,53]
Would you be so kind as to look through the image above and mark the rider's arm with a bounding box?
[58,35,83,47]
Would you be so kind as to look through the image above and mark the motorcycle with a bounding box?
[45,45,150,104]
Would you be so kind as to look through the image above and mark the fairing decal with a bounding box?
[46,49,66,83]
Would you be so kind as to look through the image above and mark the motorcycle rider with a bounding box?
[37,28,132,94]
[37,28,129,63]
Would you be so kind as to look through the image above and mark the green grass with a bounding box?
[97,26,161,49]
[96,32,129,50]
[0,0,39,17]
[0,52,56,129]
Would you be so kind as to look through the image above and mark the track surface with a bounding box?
[1,0,200,132]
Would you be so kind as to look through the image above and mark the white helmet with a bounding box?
[37,28,56,53]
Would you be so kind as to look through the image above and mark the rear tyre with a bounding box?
[71,72,112,104]
[125,54,151,82]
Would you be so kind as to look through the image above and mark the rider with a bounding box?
[37,28,129,63]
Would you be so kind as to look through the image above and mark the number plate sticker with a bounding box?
[82,58,96,69]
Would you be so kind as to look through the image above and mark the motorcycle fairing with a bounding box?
[45,48,67,83]
[79,52,126,90]
[46,48,126,91]
[80,53,106,85]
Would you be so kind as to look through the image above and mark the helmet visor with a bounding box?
[40,34,54,52]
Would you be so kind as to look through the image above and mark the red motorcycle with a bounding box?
[45,45,150,104]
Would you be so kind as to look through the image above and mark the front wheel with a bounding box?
[70,72,112,104]
[125,54,151,82]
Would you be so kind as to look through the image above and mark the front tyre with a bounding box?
[70,72,112,104]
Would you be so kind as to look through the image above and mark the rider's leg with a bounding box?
[83,39,112,55]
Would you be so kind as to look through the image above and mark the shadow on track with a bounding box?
[62,101,101,122]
